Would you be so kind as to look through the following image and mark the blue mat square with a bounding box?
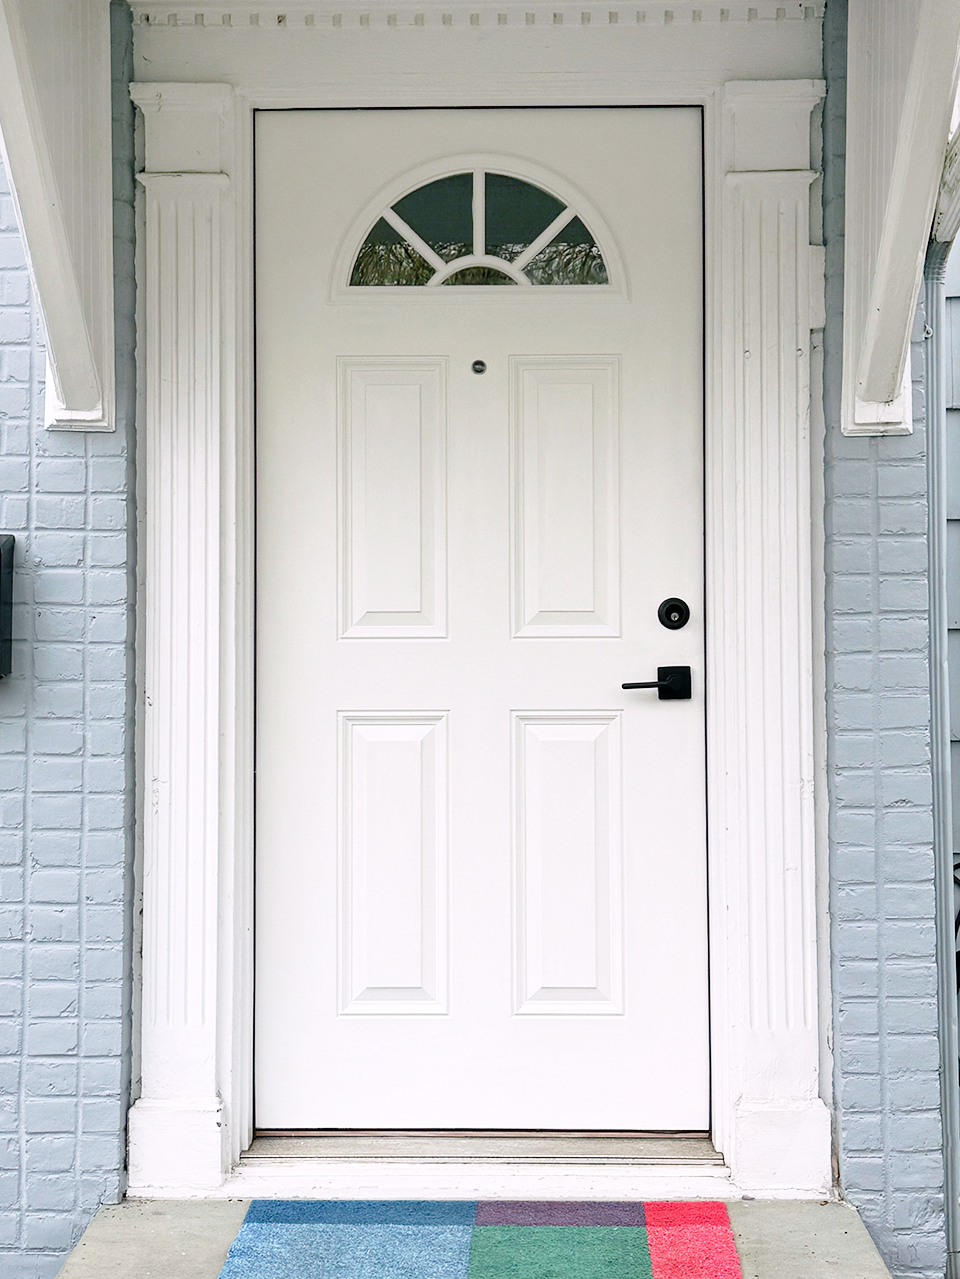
[245,1200,477,1225]
[219,1223,473,1279]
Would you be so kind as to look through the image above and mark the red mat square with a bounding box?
[644,1202,742,1279]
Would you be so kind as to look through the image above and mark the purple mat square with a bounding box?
[474,1201,646,1227]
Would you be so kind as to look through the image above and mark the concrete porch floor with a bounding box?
[55,1197,893,1278]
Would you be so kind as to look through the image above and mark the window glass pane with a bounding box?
[358,216,406,246]
[348,171,610,287]
[441,266,517,286]
[392,173,473,262]
[485,174,566,261]
[523,216,608,285]
[350,220,435,285]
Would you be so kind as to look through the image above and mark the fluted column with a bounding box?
[127,83,234,1191]
[708,80,832,1191]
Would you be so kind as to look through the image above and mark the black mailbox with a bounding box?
[0,536,13,678]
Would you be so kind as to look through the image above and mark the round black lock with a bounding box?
[472,360,487,375]
[658,597,690,630]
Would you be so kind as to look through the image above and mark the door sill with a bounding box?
[242,1130,723,1166]
[127,1132,734,1199]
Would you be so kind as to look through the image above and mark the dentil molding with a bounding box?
[131,2,822,29]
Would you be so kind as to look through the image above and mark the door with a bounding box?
[255,108,707,1130]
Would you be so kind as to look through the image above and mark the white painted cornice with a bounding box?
[131,81,235,174]
[721,78,823,172]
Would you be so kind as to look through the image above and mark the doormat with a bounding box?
[217,1200,743,1279]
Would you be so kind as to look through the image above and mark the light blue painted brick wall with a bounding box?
[823,3,946,1276]
[0,4,951,1276]
[0,5,136,1276]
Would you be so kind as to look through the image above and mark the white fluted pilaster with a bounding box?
[127,83,235,1192]
[708,81,832,1192]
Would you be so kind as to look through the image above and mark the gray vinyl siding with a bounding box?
[946,260,960,868]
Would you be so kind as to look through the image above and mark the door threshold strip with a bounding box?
[242,1131,723,1166]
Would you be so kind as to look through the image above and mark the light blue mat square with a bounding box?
[218,1222,474,1279]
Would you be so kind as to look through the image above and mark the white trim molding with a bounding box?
[128,61,830,1194]
[0,0,115,430]
[842,0,960,435]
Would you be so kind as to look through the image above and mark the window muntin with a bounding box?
[349,169,609,287]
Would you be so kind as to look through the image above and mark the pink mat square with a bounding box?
[644,1203,742,1279]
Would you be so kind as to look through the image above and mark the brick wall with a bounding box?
[823,3,946,1275]
[0,4,136,1276]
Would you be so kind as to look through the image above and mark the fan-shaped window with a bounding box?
[350,170,609,287]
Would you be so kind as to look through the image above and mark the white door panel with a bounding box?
[255,107,708,1130]
[513,712,623,1015]
[339,713,449,1015]
[340,360,447,636]
[512,358,620,636]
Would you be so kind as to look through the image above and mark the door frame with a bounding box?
[127,46,830,1197]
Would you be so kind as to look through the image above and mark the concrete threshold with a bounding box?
[56,1197,892,1278]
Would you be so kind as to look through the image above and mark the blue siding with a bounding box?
[0,4,136,1275]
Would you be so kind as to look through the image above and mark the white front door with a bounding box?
[255,107,707,1131]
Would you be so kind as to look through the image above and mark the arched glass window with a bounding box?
[350,170,609,287]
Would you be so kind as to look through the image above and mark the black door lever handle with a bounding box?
[622,665,691,700]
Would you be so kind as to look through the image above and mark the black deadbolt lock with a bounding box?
[472,360,487,374]
[658,597,690,630]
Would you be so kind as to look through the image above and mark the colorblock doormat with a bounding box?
[217,1200,743,1279]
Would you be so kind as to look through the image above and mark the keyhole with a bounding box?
[472,360,487,374]
[658,597,690,630]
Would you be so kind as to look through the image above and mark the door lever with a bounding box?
[622,666,691,700]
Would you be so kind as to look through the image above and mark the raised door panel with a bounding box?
[339,713,449,1014]
[339,359,447,637]
[513,712,623,1014]
[511,357,620,637]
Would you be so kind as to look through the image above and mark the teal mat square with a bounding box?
[245,1201,476,1225]
[466,1226,653,1279]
